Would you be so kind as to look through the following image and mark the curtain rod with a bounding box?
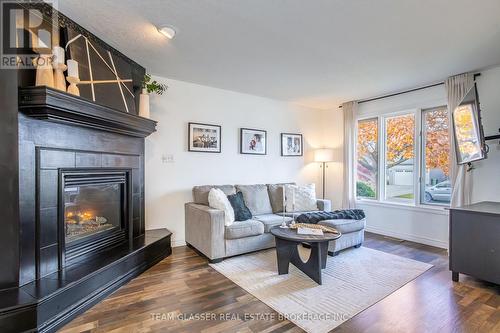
[338,73,481,108]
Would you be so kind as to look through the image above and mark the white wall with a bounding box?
[471,66,500,201]
[145,77,331,246]
[144,67,500,249]
[331,66,500,249]
[321,110,344,210]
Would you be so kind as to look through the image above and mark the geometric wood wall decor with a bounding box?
[64,26,137,113]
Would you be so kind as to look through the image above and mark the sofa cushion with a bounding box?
[208,188,235,226]
[267,183,295,213]
[227,192,252,221]
[225,220,265,239]
[235,184,273,215]
[193,185,236,205]
[318,218,366,234]
[253,214,293,232]
[284,184,318,212]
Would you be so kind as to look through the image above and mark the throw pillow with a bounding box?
[227,192,253,221]
[235,184,273,215]
[267,183,295,213]
[284,184,318,212]
[208,188,235,226]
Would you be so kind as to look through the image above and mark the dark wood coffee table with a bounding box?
[270,226,341,284]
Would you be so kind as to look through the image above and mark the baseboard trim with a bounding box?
[365,226,448,249]
[172,240,186,247]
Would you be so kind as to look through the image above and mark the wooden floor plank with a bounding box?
[60,232,500,333]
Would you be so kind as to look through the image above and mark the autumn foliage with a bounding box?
[385,114,415,169]
[424,107,450,176]
[357,108,451,195]
[357,119,378,190]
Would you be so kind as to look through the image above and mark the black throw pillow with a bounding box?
[227,192,252,221]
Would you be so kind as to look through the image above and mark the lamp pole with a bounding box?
[315,148,334,200]
[321,161,326,199]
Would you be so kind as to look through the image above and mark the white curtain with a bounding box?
[342,101,358,209]
[445,73,475,207]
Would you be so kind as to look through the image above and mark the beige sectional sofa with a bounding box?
[185,184,365,262]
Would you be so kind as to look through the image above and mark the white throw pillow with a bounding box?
[284,184,318,212]
[208,188,235,226]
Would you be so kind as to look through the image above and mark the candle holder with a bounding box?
[53,63,67,92]
[33,55,54,88]
[66,76,80,96]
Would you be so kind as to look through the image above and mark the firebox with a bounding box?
[60,169,131,264]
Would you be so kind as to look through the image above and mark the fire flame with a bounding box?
[66,211,96,222]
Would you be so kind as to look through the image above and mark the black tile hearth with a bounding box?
[0,230,171,333]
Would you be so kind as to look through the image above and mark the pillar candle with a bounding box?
[282,186,286,212]
[52,46,65,64]
[67,59,79,79]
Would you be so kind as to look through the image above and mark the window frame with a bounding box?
[355,107,450,210]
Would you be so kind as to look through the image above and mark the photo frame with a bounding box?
[188,123,222,153]
[240,128,267,155]
[281,133,303,156]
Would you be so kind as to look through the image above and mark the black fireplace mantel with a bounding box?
[19,87,157,138]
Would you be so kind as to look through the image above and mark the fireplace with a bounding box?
[0,3,172,329]
[0,85,172,333]
[61,170,130,264]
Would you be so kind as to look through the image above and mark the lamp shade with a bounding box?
[314,148,335,162]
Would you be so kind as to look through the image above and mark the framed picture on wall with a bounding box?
[240,128,267,155]
[188,122,222,153]
[281,133,303,156]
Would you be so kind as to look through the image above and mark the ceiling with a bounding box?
[58,0,500,110]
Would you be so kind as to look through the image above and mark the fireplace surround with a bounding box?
[0,6,172,331]
[0,86,172,333]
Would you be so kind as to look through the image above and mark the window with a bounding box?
[356,118,378,199]
[421,107,451,204]
[384,113,415,203]
[355,107,452,208]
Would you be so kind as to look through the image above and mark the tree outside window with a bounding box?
[357,118,378,199]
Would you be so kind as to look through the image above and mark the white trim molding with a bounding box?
[365,225,448,249]
[172,239,187,248]
[357,199,449,215]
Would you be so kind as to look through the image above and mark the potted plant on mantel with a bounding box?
[139,74,168,118]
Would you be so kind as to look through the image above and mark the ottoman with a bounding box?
[318,218,366,256]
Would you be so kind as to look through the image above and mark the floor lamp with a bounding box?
[314,148,334,199]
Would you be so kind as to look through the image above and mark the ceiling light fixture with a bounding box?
[157,25,176,39]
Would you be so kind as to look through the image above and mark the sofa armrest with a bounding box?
[316,199,332,212]
[185,202,225,260]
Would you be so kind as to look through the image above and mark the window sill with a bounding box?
[355,199,449,215]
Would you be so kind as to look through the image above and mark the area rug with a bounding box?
[210,246,432,333]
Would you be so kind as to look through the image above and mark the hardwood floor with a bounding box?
[60,232,499,333]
